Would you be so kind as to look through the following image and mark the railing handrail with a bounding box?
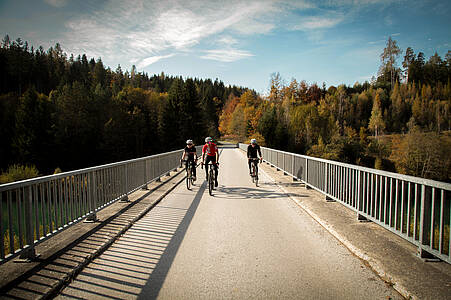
[242,144,451,190]
[0,148,185,264]
[0,149,183,191]
[239,143,451,264]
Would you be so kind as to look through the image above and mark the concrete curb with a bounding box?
[41,169,188,300]
[259,166,416,300]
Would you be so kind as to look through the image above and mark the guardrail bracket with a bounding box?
[326,195,335,202]
[17,246,39,262]
[85,212,98,223]
[357,214,370,222]
[417,247,441,262]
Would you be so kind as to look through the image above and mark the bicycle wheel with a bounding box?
[254,163,259,187]
[186,167,191,190]
[251,164,255,183]
[208,167,213,195]
[190,164,195,185]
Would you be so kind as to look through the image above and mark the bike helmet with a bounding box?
[186,139,193,145]
[205,137,212,143]
[251,138,257,144]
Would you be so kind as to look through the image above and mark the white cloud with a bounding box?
[60,0,283,68]
[44,0,68,8]
[217,36,238,46]
[201,49,254,62]
[293,15,344,31]
[58,0,392,70]
[137,54,174,69]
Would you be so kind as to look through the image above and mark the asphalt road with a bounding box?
[57,148,403,299]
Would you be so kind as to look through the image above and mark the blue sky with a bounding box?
[1,0,450,94]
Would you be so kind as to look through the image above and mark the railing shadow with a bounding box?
[57,181,206,299]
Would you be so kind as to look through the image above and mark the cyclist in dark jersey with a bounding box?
[181,139,197,180]
[201,137,219,187]
[247,138,262,175]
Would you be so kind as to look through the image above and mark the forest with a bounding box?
[0,35,450,183]
[0,35,247,182]
[219,38,451,182]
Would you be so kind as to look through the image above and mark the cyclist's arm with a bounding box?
[258,147,262,158]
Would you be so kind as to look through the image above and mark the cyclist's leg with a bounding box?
[191,159,196,177]
[248,159,252,174]
[210,156,218,184]
[205,156,211,179]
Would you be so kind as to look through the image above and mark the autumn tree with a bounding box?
[379,36,401,88]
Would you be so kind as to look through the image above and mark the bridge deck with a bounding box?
[56,149,402,299]
[1,149,449,299]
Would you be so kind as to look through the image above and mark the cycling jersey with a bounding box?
[202,142,218,156]
[184,146,197,159]
[247,144,262,158]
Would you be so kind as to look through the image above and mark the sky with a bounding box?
[1,0,450,94]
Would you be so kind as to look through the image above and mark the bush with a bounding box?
[0,164,39,184]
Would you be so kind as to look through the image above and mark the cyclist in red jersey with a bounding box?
[201,137,219,187]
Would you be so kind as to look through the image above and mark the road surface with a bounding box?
[57,148,402,299]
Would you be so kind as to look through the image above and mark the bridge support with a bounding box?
[305,184,312,190]
[142,184,149,190]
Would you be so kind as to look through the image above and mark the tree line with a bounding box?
[219,38,451,182]
[0,35,247,181]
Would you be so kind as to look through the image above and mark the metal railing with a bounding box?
[239,144,451,264]
[0,149,183,264]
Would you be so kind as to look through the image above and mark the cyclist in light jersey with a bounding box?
[201,137,219,187]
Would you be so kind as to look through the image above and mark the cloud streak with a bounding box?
[201,49,254,62]
[58,0,392,70]
[137,54,175,69]
[44,0,68,8]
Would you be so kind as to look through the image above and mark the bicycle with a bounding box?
[203,162,218,196]
[181,159,196,190]
[249,158,260,186]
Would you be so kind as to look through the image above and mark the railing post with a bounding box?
[325,163,334,202]
[142,160,149,190]
[121,164,130,202]
[418,184,429,258]
[19,186,38,261]
[305,158,311,189]
[356,170,368,221]
[85,172,98,222]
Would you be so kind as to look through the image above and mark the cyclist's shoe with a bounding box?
[193,176,196,181]
[215,180,218,187]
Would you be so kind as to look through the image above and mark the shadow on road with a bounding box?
[214,185,307,200]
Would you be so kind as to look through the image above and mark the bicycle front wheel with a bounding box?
[255,166,259,187]
[186,168,191,190]
[208,168,213,195]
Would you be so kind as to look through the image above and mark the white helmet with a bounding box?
[186,139,193,145]
[205,137,212,143]
[251,138,257,144]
